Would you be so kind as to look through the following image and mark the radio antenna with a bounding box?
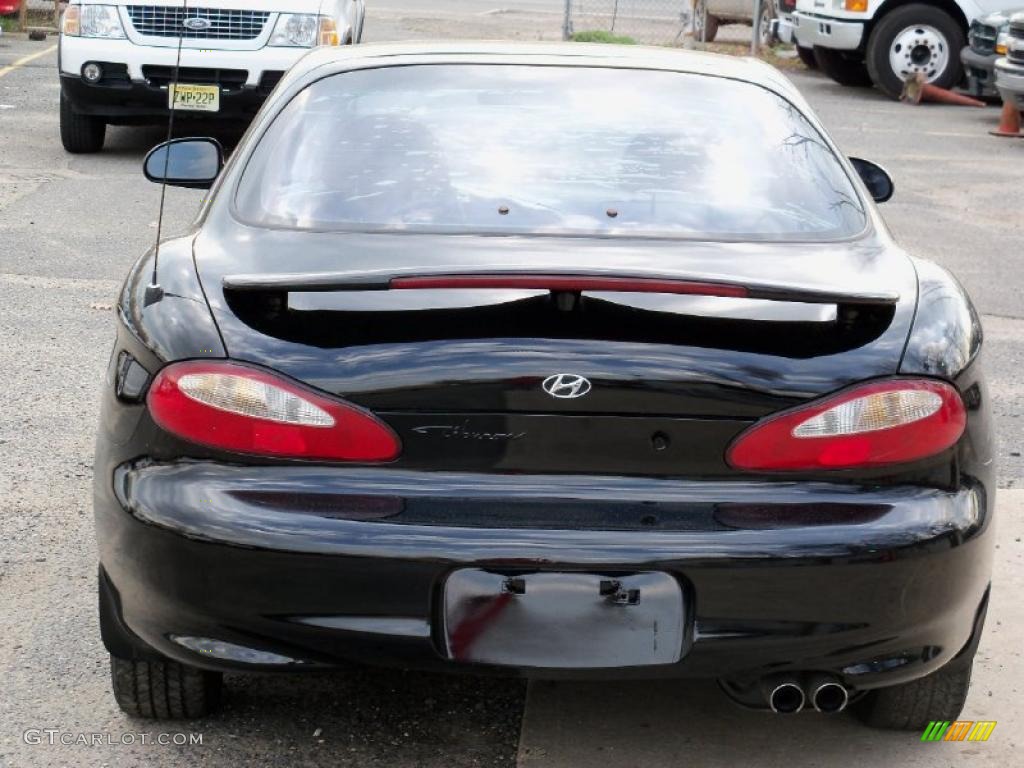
[145,0,190,306]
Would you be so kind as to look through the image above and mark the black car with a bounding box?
[95,43,994,728]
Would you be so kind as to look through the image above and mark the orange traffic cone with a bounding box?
[990,99,1024,138]
[901,73,986,107]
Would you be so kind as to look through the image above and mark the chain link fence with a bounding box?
[562,0,773,50]
[10,1,63,31]
[562,0,694,46]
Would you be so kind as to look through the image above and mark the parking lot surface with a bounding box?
[1,10,1022,767]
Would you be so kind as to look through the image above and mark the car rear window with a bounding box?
[234,64,867,239]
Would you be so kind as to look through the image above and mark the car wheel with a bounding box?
[853,658,973,730]
[693,1,720,43]
[813,46,873,87]
[797,45,818,69]
[110,654,223,719]
[59,93,106,153]
[756,0,778,49]
[866,4,965,99]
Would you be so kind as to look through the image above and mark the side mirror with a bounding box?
[849,157,894,203]
[143,137,223,189]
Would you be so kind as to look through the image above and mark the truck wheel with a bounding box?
[797,46,818,69]
[756,0,778,49]
[693,1,720,43]
[110,654,223,719]
[853,658,972,730]
[60,93,106,153]
[866,4,966,99]
[813,47,873,86]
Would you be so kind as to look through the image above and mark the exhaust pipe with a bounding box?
[764,679,805,714]
[807,675,849,714]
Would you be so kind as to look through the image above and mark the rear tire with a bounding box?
[110,654,223,719]
[866,5,965,100]
[756,1,778,49]
[693,1,720,43]
[854,658,972,730]
[60,93,106,153]
[797,45,818,69]
[813,47,873,87]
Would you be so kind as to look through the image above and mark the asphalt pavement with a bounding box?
[1,15,1022,768]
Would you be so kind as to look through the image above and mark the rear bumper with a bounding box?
[791,13,864,51]
[96,460,994,688]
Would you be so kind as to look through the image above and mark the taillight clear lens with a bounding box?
[177,372,334,426]
[727,379,966,471]
[791,389,943,437]
[148,361,400,461]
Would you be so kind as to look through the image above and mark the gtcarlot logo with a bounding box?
[921,721,996,742]
[23,729,203,746]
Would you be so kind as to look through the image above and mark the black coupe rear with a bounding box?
[94,44,994,728]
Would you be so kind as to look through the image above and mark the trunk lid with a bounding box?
[193,229,918,475]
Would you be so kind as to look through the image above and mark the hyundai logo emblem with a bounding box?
[541,374,592,399]
[182,17,212,31]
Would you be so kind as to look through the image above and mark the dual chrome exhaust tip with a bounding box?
[765,675,849,714]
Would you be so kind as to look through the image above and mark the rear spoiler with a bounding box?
[222,270,899,307]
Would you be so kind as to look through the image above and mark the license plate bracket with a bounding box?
[442,569,684,668]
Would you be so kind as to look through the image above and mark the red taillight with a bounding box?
[726,379,966,471]
[147,361,400,462]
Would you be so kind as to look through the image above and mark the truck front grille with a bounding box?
[125,6,270,40]
[969,22,998,56]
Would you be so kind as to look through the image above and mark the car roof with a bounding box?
[291,41,804,103]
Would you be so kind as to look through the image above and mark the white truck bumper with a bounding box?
[792,12,865,51]
[995,56,1024,108]
[60,34,306,87]
[775,15,797,45]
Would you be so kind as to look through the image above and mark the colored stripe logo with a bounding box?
[921,721,996,742]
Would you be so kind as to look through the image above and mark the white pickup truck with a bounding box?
[779,0,1019,97]
[58,0,365,153]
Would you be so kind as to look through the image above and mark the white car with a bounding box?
[782,0,1020,98]
[58,0,366,153]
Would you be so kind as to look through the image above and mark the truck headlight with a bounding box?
[269,14,338,47]
[61,5,80,35]
[75,5,127,39]
[996,31,1009,55]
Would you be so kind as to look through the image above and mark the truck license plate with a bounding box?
[168,84,220,112]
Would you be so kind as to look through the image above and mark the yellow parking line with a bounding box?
[0,44,58,79]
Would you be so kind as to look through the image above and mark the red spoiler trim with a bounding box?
[222,271,899,306]
[389,274,749,297]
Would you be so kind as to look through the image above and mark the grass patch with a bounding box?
[0,8,55,32]
[570,30,636,45]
